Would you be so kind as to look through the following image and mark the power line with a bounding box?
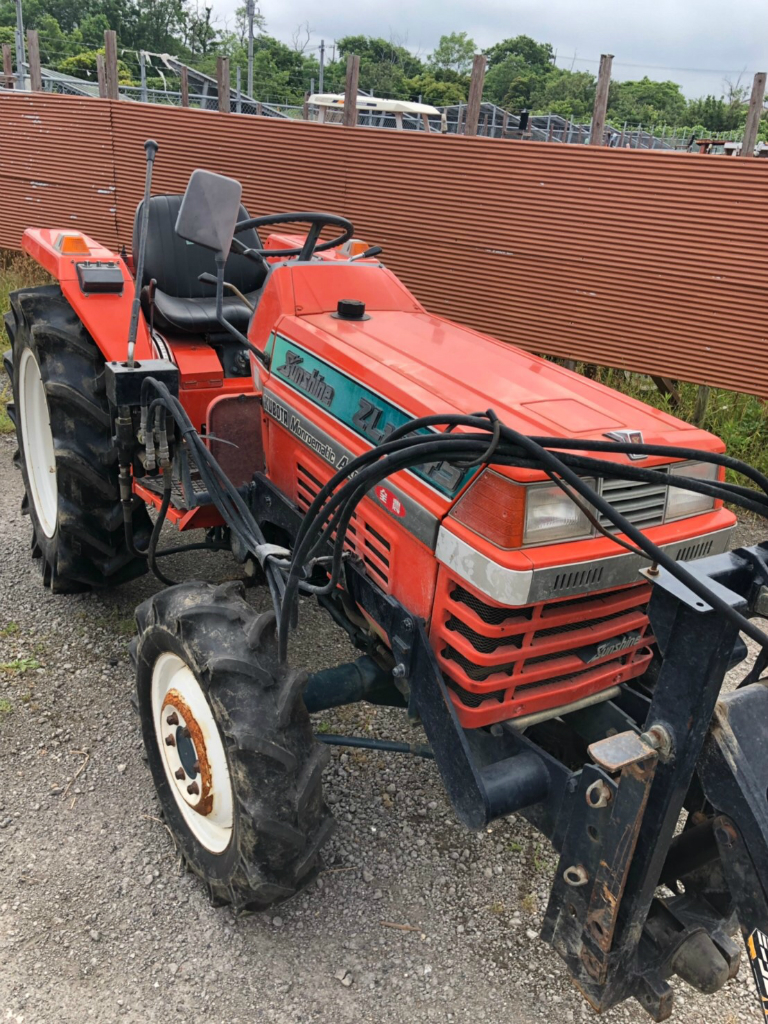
[556,54,748,76]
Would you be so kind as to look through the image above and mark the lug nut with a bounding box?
[166,712,179,726]
[165,735,176,747]
[175,768,185,780]
[187,781,200,796]
[181,727,191,739]
[192,760,199,773]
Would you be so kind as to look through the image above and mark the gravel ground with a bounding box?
[0,425,763,1024]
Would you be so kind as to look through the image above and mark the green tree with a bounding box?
[531,68,596,121]
[687,93,746,132]
[333,35,422,99]
[429,31,476,75]
[57,47,134,83]
[407,69,466,105]
[484,34,553,71]
[485,55,542,110]
[607,77,687,125]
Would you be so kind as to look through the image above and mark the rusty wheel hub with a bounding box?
[151,652,234,853]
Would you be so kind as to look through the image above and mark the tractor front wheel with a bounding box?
[133,580,334,910]
[4,285,151,591]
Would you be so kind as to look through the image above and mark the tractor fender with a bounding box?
[21,227,153,363]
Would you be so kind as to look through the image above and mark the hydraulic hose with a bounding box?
[126,381,768,668]
[277,411,768,663]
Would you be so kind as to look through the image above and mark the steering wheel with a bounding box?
[232,212,355,263]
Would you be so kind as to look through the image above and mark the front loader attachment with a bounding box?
[699,682,768,1019]
[540,545,768,1019]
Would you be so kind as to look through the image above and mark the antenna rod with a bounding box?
[127,139,159,367]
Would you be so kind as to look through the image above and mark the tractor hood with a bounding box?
[266,260,722,466]
[292,309,719,458]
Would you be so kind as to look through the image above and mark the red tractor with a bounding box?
[6,142,768,1020]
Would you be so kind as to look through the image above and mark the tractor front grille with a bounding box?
[597,472,669,532]
[431,567,654,727]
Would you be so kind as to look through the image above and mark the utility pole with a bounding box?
[465,54,486,136]
[741,71,767,157]
[15,0,25,90]
[589,53,613,146]
[343,54,359,127]
[139,50,147,103]
[246,0,255,98]
[319,38,325,93]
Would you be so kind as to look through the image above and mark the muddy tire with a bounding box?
[3,285,151,592]
[133,580,334,910]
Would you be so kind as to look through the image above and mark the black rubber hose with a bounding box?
[146,473,177,586]
[280,413,768,662]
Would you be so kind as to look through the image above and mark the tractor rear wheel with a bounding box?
[133,580,334,910]
[3,285,151,592]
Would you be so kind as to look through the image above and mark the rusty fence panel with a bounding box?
[0,94,119,250]
[2,91,768,397]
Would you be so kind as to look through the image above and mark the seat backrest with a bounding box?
[133,194,264,299]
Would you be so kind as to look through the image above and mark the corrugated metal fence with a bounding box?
[2,92,768,396]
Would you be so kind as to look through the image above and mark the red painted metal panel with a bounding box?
[3,92,768,396]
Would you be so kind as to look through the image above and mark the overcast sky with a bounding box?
[214,0,765,99]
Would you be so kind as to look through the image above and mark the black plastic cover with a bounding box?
[105,358,179,408]
[76,261,124,295]
[333,299,370,321]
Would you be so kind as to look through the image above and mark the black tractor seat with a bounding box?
[134,193,267,335]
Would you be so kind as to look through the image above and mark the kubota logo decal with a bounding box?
[375,486,406,518]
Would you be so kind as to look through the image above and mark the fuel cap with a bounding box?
[333,299,370,321]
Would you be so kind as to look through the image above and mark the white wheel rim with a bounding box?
[151,652,234,854]
[18,348,57,538]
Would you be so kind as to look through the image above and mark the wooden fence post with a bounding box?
[741,71,767,157]
[217,56,230,113]
[465,54,487,136]
[302,90,309,119]
[104,30,119,100]
[96,53,106,97]
[343,54,360,127]
[27,30,42,91]
[180,65,189,107]
[2,43,14,89]
[589,53,613,145]
[693,385,711,426]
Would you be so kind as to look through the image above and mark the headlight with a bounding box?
[666,461,718,520]
[451,471,597,548]
[451,471,526,549]
[523,480,596,544]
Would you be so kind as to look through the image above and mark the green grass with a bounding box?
[0,622,19,638]
[0,657,42,674]
[0,250,51,434]
[0,697,12,718]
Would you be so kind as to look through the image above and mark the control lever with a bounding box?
[198,272,255,313]
[350,245,383,262]
[127,139,159,367]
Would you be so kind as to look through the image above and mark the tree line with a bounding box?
[0,0,756,133]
